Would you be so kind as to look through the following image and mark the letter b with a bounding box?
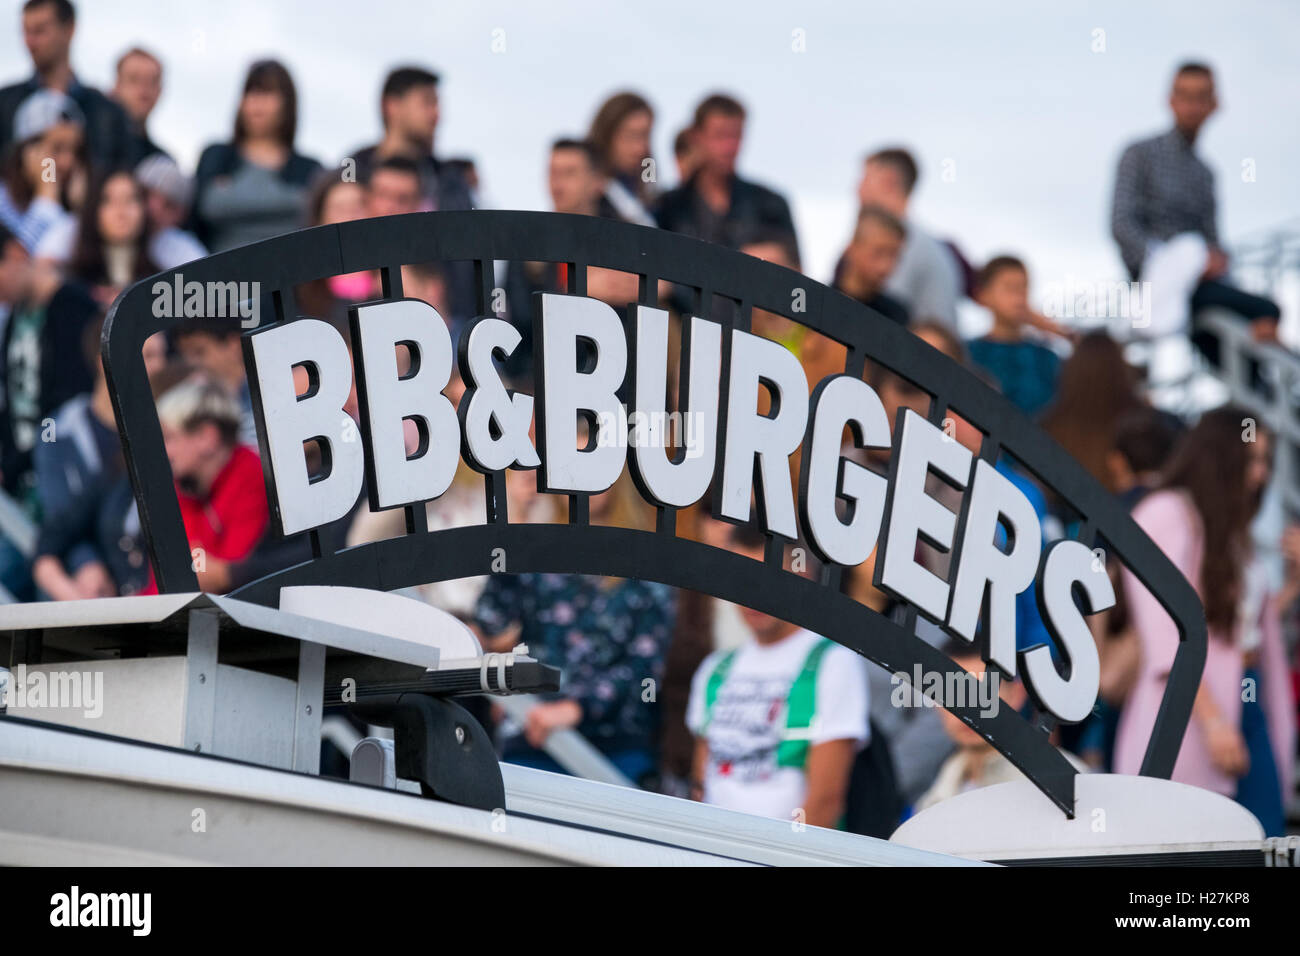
[350,299,460,509]
[245,319,365,536]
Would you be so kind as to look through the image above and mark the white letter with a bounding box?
[245,318,364,535]
[800,375,891,566]
[457,316,540,472]
[947,460,1043,674]
[351,299,460,509]
[133,893,152,937]
[718,329,808,538]
[628,307,720,507]
[877,409,972,620]
[1022,539,1111,722]
[535,293,627,493]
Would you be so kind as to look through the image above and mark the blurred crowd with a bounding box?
[0,0,1296,836]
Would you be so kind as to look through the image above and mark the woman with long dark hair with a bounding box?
[66,168,159,307]
[587,91,656,226]
[191,59,322,252]
[1115,406,1295,834]
[1040,331,1146,493]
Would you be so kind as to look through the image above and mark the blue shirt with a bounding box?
[997,462,1054,657]
[968,337,1060,419]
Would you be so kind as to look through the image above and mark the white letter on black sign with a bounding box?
[947,459,1043,673]
[1023,540,1110,722]
[246,318,364,536]
[877,408,972,621]
[535,293,627,493]
[801,376,891,566]
[629,306,720,507]
[458,316,540,472]
[351,299,460,509]
[718,329,808,538]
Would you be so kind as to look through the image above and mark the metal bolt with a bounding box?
[198,673,206,684]
[454,725,466,745]
[305,704,312,715]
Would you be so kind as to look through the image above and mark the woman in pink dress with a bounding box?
[1114,406,1294,834]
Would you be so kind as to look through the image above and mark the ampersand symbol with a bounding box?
[457,316,541,472]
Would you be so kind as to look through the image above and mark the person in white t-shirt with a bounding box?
[687,524,870,827]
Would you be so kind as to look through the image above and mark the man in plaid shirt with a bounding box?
[1111,62,1280,360]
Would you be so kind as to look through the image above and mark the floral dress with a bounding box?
[473,573,676,762]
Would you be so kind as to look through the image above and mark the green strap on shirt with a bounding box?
[701,648,737,731]
[775,638,833,768]
[701,638,834,769]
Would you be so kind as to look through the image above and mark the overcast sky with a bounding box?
[4,0,1297,325]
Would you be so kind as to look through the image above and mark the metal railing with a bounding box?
[1139,220,1300,516]
[1193,309,1300,516]
[1228,218,1300,314]
[493,693,636,788]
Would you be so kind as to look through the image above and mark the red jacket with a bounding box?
[142,446,268,594]
[177,444,268,562]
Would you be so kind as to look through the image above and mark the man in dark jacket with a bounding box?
[30,316,151,600]
[0,222,99,510]
[111,46,169,168]
[0,0,130,172]
[655,94,799,261]
[346,66,477,327]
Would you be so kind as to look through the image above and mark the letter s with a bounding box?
[1022,539,1113,722]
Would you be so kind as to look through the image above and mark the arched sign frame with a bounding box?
[102,211,1207,817]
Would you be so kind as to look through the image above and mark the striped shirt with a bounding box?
[0,186,71,253]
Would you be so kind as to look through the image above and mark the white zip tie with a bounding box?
[480,652,515,695]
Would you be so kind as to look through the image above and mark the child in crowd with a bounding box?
[688,522,870,828]
[967,255,1061,419]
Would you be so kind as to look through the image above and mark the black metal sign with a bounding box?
[102,211,1207,816]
